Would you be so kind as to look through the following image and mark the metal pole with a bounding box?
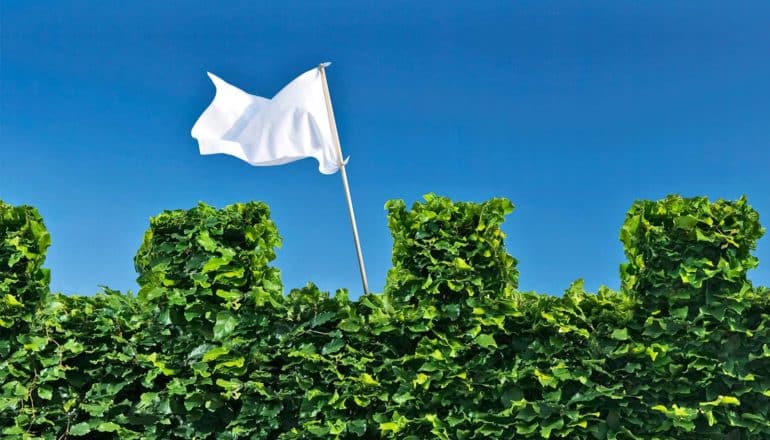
[318,63,370,295]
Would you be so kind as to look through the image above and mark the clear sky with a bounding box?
[2,1,769,297]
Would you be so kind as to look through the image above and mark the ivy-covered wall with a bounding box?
[1,195,768,439]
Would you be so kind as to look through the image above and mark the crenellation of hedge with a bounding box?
[1,194,769,439]
[620,195,763,304]
[0,201,50,340]
[385,194,518,305]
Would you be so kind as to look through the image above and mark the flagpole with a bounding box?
[318,63,370,296]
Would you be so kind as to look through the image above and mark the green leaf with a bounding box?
[475,333,497,349]
[215,289,241,301]
[338,318,361,333]
[453,258,473,270]
[213,312,237,340]
[96,422,121,433]
[37,385,52,400]
[611,328,630,341]
[69,422,91,436]
[379,422,401,433]
[670,306,689,320]
[196,230,218,251]
[674,215,699,230]
[535,369,559,388]
[23,336,48,351]
[322,338,345,355]
[202,256,230,273]
[700,395,741,407]
[203,346,229,362]
[4,294,22,307]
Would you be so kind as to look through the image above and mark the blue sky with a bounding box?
[2,1,769,297]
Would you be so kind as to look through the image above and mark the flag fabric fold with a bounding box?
[191,66,341,174]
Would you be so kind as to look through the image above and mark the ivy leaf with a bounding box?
[37,385,52,400]
[23,336,48,351]
[69,422,91,436]
[203,346,229,362]
[4,294,23,307]
[322,338,345,355]
[611,328,630,341]
[700,395,741,407]
[96,422,121,433]
[213,312,237,340]
[453,258,473,271]
[475,333,497,349]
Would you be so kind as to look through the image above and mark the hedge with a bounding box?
[1,194,769,439]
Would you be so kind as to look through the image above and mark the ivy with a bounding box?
[1,194,769,439]
[0,201,49,339]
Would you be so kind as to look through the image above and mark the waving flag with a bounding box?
[191,64,342,174]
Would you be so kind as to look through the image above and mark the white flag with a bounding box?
[191,65,342,174]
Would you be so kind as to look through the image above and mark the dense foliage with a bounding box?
[1,194,769,439]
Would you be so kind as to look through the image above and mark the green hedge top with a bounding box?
[621,195,764,297]
[0,201,50,334]
[134,201,283,328]
[1,194,769,439]
[385,194,518,303]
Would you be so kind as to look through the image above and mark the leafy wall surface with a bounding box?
[1,195,769,439]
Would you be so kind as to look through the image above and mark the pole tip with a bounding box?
[319,61,332,69]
